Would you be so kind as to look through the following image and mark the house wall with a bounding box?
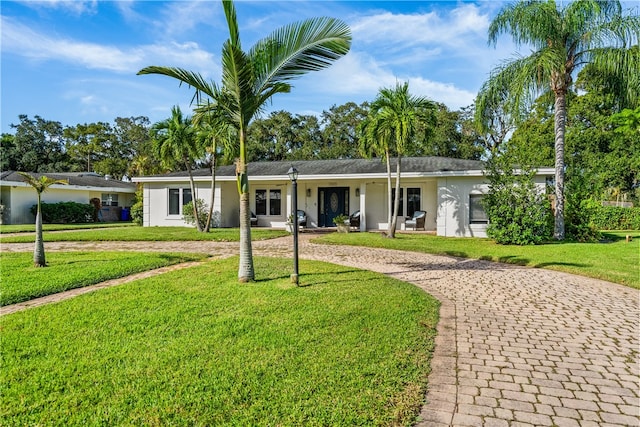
[361,179,437,231]
[219,182,238,227]
[3,186,135,224]
[436,175,548,238]
[140,175,444,231]
[144,182,215,227]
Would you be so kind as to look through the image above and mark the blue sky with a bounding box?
[2,0,522,134]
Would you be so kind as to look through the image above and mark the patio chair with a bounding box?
[405,210,426,230]
[250,211,258,227]
[297,210,307,227]
[350,210,361,230]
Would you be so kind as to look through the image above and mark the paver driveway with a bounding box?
[2,235,639,426]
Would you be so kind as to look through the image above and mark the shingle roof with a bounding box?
[150,156,485,178]
[0,171,136,190]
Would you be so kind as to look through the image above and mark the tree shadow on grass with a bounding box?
[444,252,530,267]
[534,261,589,268]
[296,269,364,288]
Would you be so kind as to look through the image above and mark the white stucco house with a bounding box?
[0,171,136,225]
[132,157,554,238]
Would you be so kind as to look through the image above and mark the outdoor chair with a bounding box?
[297,210,307,227]
[350,210,361,230]
[250,211,258,227]
[405,210,426,230]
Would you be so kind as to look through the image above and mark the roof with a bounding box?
[137,157,487,181]
[0,171,136,191]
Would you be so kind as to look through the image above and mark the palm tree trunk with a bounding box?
[34,193,46,267]
[553,92,566,240]
[185,158,203,232]
[389,156,401,238]
[204,152,217,233]
[385,151,393,234]
[237,130,255,282]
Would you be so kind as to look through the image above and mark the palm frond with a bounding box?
[249,16,351,94]
[137,66,216,104]
[18,172,68,194]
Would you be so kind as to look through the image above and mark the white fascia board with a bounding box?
[131,167,556,184]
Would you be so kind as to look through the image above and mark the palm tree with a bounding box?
[194,112,238,232]
[361,82,435,238]
[18,172,67,267]
[358,111,394,233]
[139,0,351,281]
[475,0,639,240]
[152,106,204,232]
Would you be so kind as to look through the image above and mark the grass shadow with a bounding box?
[296,269,364,288]
[534,261,589,268]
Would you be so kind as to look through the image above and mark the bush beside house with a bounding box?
[30,202,95,224]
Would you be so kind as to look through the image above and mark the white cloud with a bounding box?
[1,17,219,75]
[17,0,98,15]
[295,50,475,111]
[154,1,219,38]
[351,4,489,48]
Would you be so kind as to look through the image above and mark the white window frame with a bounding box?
[469,193,489,224]
[254,187,282,217]
[168,188,192,216]
[101,193,119,207]
[391,186,421,217]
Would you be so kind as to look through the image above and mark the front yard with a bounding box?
[1,257,438,426]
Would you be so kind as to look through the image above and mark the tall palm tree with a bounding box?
[152,106,204,232]
[475,0,639,240]
[139,0,351,281]
[362,82,435,238]
[18,172,67,267]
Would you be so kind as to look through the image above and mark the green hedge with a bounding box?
[586,204,640,230]
[31,202,96,224]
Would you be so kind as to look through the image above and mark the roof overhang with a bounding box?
[1,181,136,193]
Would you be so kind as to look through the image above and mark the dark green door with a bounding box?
[318,187,349,227]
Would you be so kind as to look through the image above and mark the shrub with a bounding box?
[483,154,553,245]
[130,188,143,226]
[589,205,640,230]
[31,202,94,224]
[182,199,209,230]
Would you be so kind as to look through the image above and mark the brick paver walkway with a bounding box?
[2,235,639,426]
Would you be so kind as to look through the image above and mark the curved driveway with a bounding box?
[2,235,639,426]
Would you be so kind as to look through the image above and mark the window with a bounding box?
[391,187,421,217]
[255,188,281,216]
[407,188,421,217]
[269,189,281,215]
[255,190,267,215]
[168,188,192,215]
[101,193,118,207]
[391,188,404,217]
[469,194,488,223]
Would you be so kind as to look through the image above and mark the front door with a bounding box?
[318,187,349,227]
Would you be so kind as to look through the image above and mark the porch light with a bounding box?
[287,166,298,182]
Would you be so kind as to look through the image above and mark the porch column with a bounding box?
[359,183,366,231]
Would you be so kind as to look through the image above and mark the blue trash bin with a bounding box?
[121,208,130,221]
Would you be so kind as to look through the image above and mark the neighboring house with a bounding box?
[133,157,554,238]
[0,171,136,225]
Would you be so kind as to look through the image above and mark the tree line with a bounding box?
[0,100,490,179]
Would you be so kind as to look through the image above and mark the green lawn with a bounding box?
[1,257,439,426]
[0,222,134,233]
[0,251,207,306]
[0,226,289,242]
[314,231,640,288]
